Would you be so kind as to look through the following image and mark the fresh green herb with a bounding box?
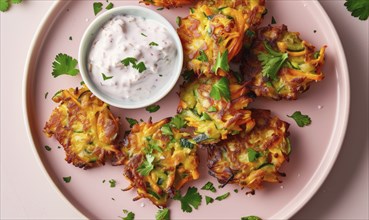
[241,216,262,220]
[205,196,214,205]
[141,33,147,37]
[157,7,164,11]
[146,105,160,113]
[344,0,369,20]
[52,90,63,99]
[197,50,208,62]
[161,124,173,136]
[45,145,51,151]
[182,69,195,81]
[208,106,217,112]
[232,71,244,84]
[146,142,162,154]
[180,138,194,149]
[109,179,116,187]
[313,51,320,59]
[126,117,138,128]
[134,61,147,73]
[63,176,71,183]
[44,92,49,99]
[80,81,85,85]
[155,208,169,220]
[234,189,239,193]
[287,111,311,127]
[105,2,113,10]
[121,57,137,66]
[169,115,186,129]
[245,29,255,38]
[0,0,22,12]
[101,73,113,81]
[215,192,230,201]
[200,112,211,121]
[93,2,103,15]
[189,7,195,13]
[52,53,79,77]
[247,148,261,162]
[212,50,230,73]
[176,16,182,26]
[271,16,277,24]
[258,41,288,81]
[173,187,202,213]
[210,77,231,101]
[120,210,135,220]
[149,42,159,47]
[218,6,228,11]
[137,154,155,176]
[201,181,216,192]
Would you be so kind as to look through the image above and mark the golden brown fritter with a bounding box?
[140,0,196,7]
[120,118,200,207]
[177,74,255,144]
[43,86,121,169]
[207,109,290,191]
[177,0,265,77]
[241,25,327,100]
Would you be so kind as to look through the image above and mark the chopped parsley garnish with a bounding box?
[63,176,71,183]
[105,2,113,10]
[161,124,173,136]
[345,0,369,20]
[169,115,186,129]
[52,53,79,77]
[212,50,230,73]
[200,112,211,121]
[137,154,155,176]
[120,210,135,220]
[210,77,231,101]
[109,179,116,187]
[247,148,261,162]
[258,41,288,81]
[80,81,85,85]
[149,42,159,47]
[155,208,169,220]
[201,181,216,192]
[234,189,239,193]
[0,0,22,12]
[93,2,103,15]
[189,7,195,13]
[205,196,214,205]
[121,57,146,73]
[287,111,312,127]
[173,187,202,213]
[44,145,51,151]
[215,192,230,201]
[271,16,277,24]
[141,33,147,37]
[157,7,164,11]
[232,71,244,84]
[44,92,49,99]
[176,16,182,26]
[241,216,262,220]
[145,104,160,113]
[197,50,208,62]
[101,73,113,81]
[126,117,138,128]
[208,106,217,112]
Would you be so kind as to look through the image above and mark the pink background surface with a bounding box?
[1,0,368,219]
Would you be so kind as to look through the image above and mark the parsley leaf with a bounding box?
[12,0,22,3]
[121,57,137,66]
[0,0,9,12]
[105,2,113,10]
[101,73,113,81]
[145,104,160,113]
[93,2,103,15]
[126,117,138,128]
[173,187,202,213]
[121,210,135,220]
[52,53,79,77]
[137,154,155,176]
[109,179,116,187]
[287,111,312,127]
[63,176,71,183]
[344,0,369,20]
[215,192,230,201]
[149,42,159,46]
[121,57,146,73]
[205,196,214,205]
[201,181,216,192]
[247,148,261,162]
[169,115,186,129]
[200,112,211,121]
[155,208,169,220]
[271,16,277,24]
[134,62,147,73]
[176,16,182,26]
[197,50,208,62]
[212,50,230,73]
[241,216,262,220]
[161,124,173,136]
[258,41,288,81]
[45,145,52,151]
[208,106,217,112]
[210,77,231,101]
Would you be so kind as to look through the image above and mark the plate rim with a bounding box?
[22,0,350,219]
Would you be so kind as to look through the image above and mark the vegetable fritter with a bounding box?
[241,25,327,100]
[177,0,265,76]
[207,109,290,191]
[43,86,121,169]
[140,0,196,8]
[120,118,200,207]
[178,75,255,144]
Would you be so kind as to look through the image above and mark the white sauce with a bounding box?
[88,15,177,102]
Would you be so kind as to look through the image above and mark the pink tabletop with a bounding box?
[1,0,368,219]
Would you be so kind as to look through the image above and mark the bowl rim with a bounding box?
[78,5,183,109]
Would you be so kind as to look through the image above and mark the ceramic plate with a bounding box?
[23,0,349,219]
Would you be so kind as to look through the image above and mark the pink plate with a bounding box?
[23,0,349,219]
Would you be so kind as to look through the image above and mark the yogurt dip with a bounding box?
[88,15,177,102]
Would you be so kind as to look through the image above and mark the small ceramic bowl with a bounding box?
[79,6,183,109]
